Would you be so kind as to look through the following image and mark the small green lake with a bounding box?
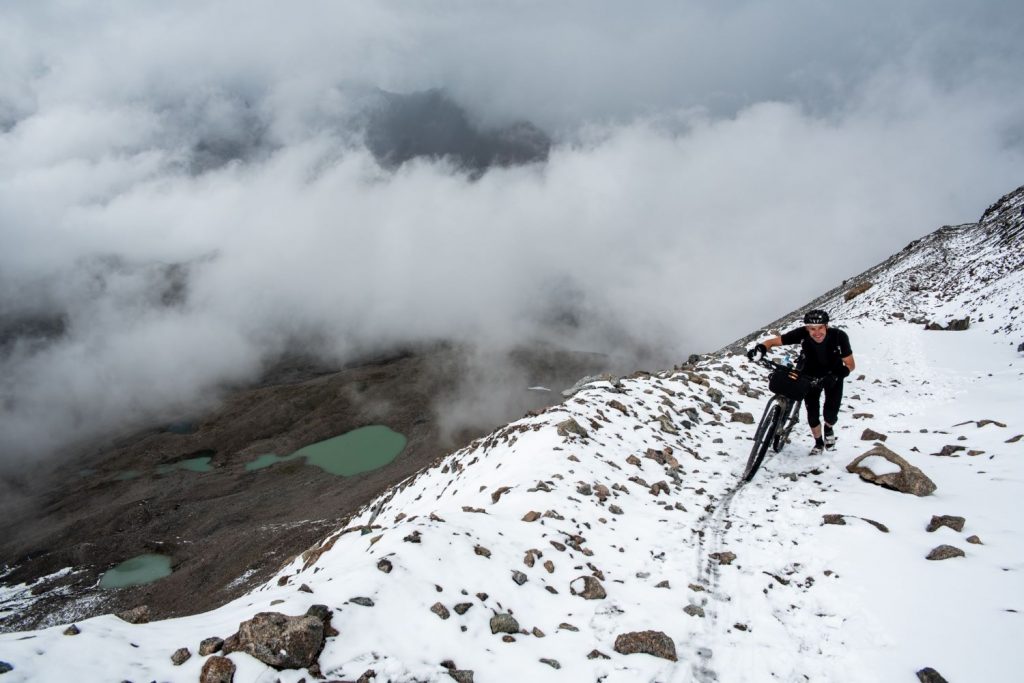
[156,455,214,474]
[99,554,172,589]
[246,425,407,476]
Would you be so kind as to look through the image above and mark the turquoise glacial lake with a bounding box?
[99,553,172,589]
[245,425,407,476]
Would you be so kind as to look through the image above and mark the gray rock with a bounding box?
[511,570,528,585]
[224,610,325,669]
[0,662,12,674]
[967,535,983,544]
[556,418,589,439]
[730,412,755,425]
[377,558,393,573]
[860,428,887,441]
[683,604,705,618]
[171,647,191,665]
[847,444,937,496]
[200,656,236,683]
[63,625,80,636]
[199,637,224,656]
[710,551,736,565]
[933,444,966,456]
[822,514,847,526]
[431,602,451,619]
[707,388,724,404]
[613,630,678,661]
[570,575,607,599]
[351,597,375,607]
[926,545,965,561]
[490,613,520,634]
[926,515,966,533]
[539,658,561,669]
[453,602,473,615]
[916,666,950,683]
[448,671,474,683]
[474,545,492,558]
[587,650,611,659]
[116,605,151,624]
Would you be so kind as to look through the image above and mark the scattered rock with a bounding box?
[224,609,326,669]
[490,486,512,504]
[916,666,950,683]
[967,535,983,545]
[511,571,528,586]
[926,545,965,561]
[847,444,936,496]
[0,662,12,675]
[558,622,579,631]
[377,558,393,573]
[171,647,191,666]
[63,625,80,636]
[683,604,705,618]
[570,575,607,599]
[404,530,422,543]
[116,605,151,624]
[926,515,966,533]
[844,281,873,301]
[298,583,313,594]
[609,504,624,515]
[613,630,678,661]
[933,445,966,457]
[587,649,611,659]
[489,613,519,634]
[474,545,492,558]
[853,413,875,419]
[454,602,473,615]
[532,627,545,638]
[822,514,847,525]
[539,658,561,669]
[730,412,755,424]
[199,637,224,655]
[431,602,451,620]
[710,551,736,565]
[200,656,236,683]
[861,428,887,441]
[608,400,630,415]
[1006,434,1023,443]
[655,580,670,588]
[522,511,541,522]
[447,670,474,683]
[351,597,374,607]
[859,518,890,533]
[556,419,589,439]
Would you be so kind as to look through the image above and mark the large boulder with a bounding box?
[613,630,677,661]
[846,445,936,496]
[223,606,329,669]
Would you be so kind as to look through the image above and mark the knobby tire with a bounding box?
[772,398,800,452]
[743,398,783,482]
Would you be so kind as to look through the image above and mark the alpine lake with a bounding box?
[100,425,406,588]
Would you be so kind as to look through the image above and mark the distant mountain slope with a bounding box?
[1,185,1022,682]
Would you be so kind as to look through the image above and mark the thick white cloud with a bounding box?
[1,0,1022,460]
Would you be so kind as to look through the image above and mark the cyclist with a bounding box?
[747,310,855,454]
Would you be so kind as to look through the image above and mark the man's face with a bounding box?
[806,324,827,343]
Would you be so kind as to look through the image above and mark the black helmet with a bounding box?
[803,309,830,325]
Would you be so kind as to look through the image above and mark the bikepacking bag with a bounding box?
[769,367,812,401]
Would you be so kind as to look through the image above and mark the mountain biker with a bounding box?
[746,310,855,454]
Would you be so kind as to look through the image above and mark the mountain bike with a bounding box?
[741,357,825,482]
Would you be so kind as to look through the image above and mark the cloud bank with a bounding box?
[1,0,1023,460]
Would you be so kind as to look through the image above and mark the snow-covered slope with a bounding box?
[1,187,1022,682]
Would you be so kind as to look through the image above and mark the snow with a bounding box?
[1,203,1022,681]
[855,455,902,475]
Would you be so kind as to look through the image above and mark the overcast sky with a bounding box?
[2,0,1023,460]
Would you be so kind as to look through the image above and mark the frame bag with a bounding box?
[769,367,811,401]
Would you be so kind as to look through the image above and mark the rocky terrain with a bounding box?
[0,343,608,632]
[0,183,1021,681]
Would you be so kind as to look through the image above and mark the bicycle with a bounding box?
[741,357,825,482]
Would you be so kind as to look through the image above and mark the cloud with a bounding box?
[1,1,1022,461]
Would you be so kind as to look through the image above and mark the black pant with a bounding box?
[804,377,843,428]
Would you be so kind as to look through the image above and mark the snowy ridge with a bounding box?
[1,188,1022,681]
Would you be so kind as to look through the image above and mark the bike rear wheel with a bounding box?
[743,398,783,482]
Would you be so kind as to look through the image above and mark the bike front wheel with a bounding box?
[743,398,783,482]
[772,398,800,452]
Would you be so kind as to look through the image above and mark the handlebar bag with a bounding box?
[769,367,812,401]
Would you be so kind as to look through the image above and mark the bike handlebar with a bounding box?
[752,355,829,387]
